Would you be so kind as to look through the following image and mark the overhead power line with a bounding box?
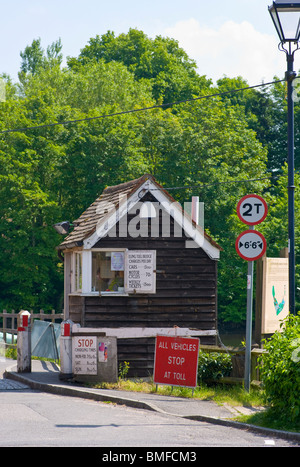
[0,77,290,135]
[159,176,276,191]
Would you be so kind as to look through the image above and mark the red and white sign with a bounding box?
[72,335,97,375]
[61,322,71,337]
[237,194,268,226]
[17,311,30,332]
[153,335,200,388]
[235,230,267,261]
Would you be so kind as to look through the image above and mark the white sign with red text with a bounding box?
[72,336,97,375]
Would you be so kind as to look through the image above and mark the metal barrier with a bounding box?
[31,320,61,361]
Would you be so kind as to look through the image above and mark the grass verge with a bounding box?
[93,378,264,407]
[92,378,300,433]
[236,409,300,434]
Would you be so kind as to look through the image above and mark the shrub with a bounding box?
[118,361,130,380]
[258,313,300,423]
[5,346,17,359]
[198,351,232,384]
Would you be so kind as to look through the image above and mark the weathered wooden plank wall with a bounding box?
[69,196,218,376]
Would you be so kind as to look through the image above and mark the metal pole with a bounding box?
[244,227,254,392]
[286,49,296,315]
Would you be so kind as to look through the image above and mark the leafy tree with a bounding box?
[19,38,63,78]
[216,76,289,173]
[0,32,292,327]
[68,29,211,103]
[19,38,45,75]
[0,129,64,310]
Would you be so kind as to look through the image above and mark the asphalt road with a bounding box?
[0,360,298,448]
[0,389,297,448]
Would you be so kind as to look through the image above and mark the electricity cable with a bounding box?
[0,77,293,135]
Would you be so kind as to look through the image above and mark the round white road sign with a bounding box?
[237,194,268,225]
[235,230,267,261]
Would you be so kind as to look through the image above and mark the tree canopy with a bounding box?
[0,29,299,324]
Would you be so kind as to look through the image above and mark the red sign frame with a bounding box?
[235,230,267,261]
[237,194,268,226]
[153,335,200,388]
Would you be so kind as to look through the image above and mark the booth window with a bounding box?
[92,251,125,293]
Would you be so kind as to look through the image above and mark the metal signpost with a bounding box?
[236,194,268,392]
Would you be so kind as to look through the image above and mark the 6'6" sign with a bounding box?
[235,230,267,261]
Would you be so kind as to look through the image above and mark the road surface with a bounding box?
[0,360,298,448]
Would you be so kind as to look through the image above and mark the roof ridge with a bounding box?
[72,174,156,225]
[103,174,155,194]
[57,174,222,256]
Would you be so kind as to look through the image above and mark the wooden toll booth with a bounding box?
[57,174,222,377]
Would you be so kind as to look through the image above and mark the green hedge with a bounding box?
[198,351,232,384]
[258,313,300,423]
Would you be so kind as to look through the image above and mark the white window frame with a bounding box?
[72,251,82,293]
[69,248,157,296]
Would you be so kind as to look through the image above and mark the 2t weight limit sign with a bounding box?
[237,194,268,225]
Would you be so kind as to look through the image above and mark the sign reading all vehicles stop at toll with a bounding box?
[153,335,200,388]
[237,194,268,226]
[235,229,267,262]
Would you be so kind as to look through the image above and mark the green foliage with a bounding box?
[5,346,17,360]
[258,313,300,423]
[69,28,211,103]
[0,30,297,325]
[19,38,63,79]
[197,351,233,383]
[119,361,130,380]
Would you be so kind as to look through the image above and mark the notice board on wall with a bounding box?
[125,250,156,294]
[72,335,97,375]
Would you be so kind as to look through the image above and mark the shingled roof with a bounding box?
[57,174,222,255]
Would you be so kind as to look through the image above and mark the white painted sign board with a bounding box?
[125,250,156,294]
[72,336,97,375]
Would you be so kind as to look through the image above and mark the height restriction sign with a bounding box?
[237,194,268,225]
[235,230,267,261]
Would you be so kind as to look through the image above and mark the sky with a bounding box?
[0,0,299,85]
